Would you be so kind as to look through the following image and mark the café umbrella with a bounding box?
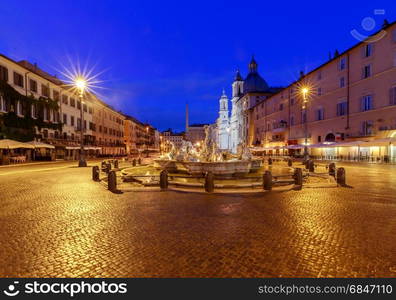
[0,139,35,149]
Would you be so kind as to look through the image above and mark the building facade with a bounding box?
[161,129,184,152]
[185,123,207,145]
[214,58,281,153]
[0,53,156,162]
[91,97,125,156]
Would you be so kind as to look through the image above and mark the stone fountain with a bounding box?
[154,126,262,176]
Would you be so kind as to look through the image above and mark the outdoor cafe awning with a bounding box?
[27,141,55,149]
[251,146,286,151]
[0,139,35,149]
[309,138,396,148]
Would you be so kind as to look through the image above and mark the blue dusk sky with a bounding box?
[0,1,395,131]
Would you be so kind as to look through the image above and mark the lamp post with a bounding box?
[301,87,309,162]
[146,126,149,157]
[226,127,230,151]
[75,78,87,167]
[159,136,163,156]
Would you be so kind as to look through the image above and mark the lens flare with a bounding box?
[54,55,108,97]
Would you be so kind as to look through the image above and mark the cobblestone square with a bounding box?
[0,161,395,277]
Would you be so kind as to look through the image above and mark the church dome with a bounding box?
[243,57,269,93]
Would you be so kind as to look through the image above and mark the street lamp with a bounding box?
[301,86,310,162]
[75,77,87,167]
[226,127,230,150]
[160,136,163,155]
[145,126,149,158]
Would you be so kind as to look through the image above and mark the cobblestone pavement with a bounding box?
[0,161,395,277]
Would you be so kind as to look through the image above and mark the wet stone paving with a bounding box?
[0,161,395,277]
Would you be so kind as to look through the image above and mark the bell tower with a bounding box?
[217,89,230,150]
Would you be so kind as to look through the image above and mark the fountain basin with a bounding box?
[250,159,262,172]
[153,159,178,172]
[181,160,252,175]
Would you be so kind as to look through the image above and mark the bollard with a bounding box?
[160,170,168,190]
[336,167,346,186]
[132,159,136,167]
[108,170,117,192]
[293,168,303,187]
[268,157,273,165]
[263,170,273,191]
[304,159,310,169]
[328,162,336,177]
[114,159,119,169]
[138,158,141,165]
[287,158,292,167]
[105,163,111,174]
[204,171,215,193]
[308,160,315,172]
[92,166,100,181]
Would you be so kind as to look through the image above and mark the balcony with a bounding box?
[346,131,377,138]
[378,125,396,131]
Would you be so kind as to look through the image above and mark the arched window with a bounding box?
[325,133,336,142]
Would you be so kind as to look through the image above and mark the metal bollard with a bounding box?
[114,159,119,169]
[132,159,136,167]
[160,170,168,190]
[293,168,303,187]
[263,170,272,191]
[92,166,100,181]
[308,160,315,172]
[204,171,215,193]
[287,158,292,167]
[138,158,141,165]
[108,170,117,192]
[268,157,273,165]
[105,163,111,174]
[328,163,336,177]
[336,167,346,185]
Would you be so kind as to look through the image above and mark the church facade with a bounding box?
[216,57,279,153]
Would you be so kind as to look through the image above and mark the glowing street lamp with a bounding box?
[75,77,88,167]
[300,86,310,161]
